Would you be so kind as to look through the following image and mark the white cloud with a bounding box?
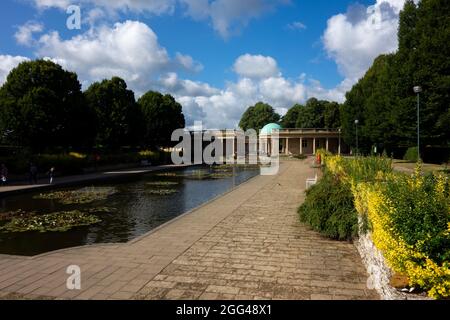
[15,22,44,46]
[287,21,306,30]
[37,20,170,94]
[171,55,310,129]
[31,0,287,38]
[0,55,30,85]
[175,53,203,73]
[305,78,353,103]
[32,0,176,14]
[160,72,219,97]
[323,0,411,84]
[181,0,289,38]
[33,0,71,9]
[259,77,306,107]
[233,54,280,79]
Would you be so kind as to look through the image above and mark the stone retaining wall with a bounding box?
[355,217,431,300]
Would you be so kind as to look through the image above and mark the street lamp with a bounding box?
[413,86,422,162]
[338,128,342,155]
[355,120,359,156]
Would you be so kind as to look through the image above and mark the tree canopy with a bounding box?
[84,77,143,149]
[239,102,280,131]
[341,0,450,153]
[0,59,93,150]
[138,91,185,147]
[281,104,302,128]
[280,99,341,130]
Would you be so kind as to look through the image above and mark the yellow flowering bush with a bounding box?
[325,155,450,299]
[69,152,87,159]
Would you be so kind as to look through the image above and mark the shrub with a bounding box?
[326,155,450,299]
[36,154,87,175]
[298,170,358,241]
[403,147,419,162]
[294,154,307,160]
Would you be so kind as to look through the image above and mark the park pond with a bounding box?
[0,165,260,256]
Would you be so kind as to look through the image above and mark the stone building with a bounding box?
[259,123,348,156]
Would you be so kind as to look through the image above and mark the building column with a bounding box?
[326,138,329,152]
[338,138,341,155]
[313,138,316,155]
[286,138,289,155]
[300,137,303,155]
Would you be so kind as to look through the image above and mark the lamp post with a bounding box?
[355,120,359,156]
[413,86,422,162]
[338,128,342,155]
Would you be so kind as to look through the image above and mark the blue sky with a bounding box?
[0,0,408,128]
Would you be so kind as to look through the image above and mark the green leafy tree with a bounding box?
[296,98,326,128]
[281,104,303,128]
[138,91,185,147]
[0,59,93,150]
[324,102,341,129]
[239,102,280,131]
[84,77,143,149]
[342,0,450,154]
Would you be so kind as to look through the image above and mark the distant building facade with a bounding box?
[180,123,347,164]
[260,123,348,156]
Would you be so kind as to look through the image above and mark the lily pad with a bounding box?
[34,187,117,205]
[146,189,178,196]
[145,181,179,187]
[0,210,101,233]
[86,207,117,214]
[156,172,179,177]
[0,209,36,221]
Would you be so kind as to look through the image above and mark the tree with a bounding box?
[0,59,93,150]
[281,104,303,128]
[296,98,326,128]
[84,77,143,149]
[342,0,450,154]
[239,102,280,131]
[138,91,185,147]
[324,102,341,129]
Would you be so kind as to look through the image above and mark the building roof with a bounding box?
[260,123,282,135]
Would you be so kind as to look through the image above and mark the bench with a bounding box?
[306,174,318,189]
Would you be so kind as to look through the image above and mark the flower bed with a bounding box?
[326,156,450,299]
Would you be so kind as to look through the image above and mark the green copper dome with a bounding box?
[260,123,282,135]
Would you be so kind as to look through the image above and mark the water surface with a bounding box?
[0,166,259,256]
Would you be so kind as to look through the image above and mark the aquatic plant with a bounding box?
[34,187,117,205]
[0,210,101,233]
[145,181,179,186]
[145,189,178,196]
[156,172,179,177]
[0,209,35,221]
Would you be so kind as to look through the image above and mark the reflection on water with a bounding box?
[0,166,259,256]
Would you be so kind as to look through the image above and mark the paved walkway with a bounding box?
[0,161,378,300]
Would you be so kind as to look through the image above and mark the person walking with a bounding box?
[48,167,55,184]
[0,164,8,186]
[29,163,38,184]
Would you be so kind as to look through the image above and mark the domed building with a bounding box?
[260,123,283,136]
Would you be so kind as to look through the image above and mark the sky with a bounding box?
[0,0,411,128]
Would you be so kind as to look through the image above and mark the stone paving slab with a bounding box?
[0,161,378,300]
